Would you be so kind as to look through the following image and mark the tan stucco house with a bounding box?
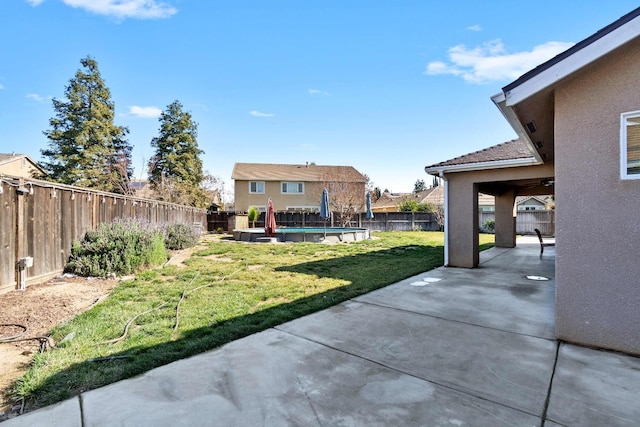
[0,153,45,178]
[516,196,550,211]
[425,7,640,355]
[231,163,367,213]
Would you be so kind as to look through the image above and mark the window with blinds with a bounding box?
[621,112,640,179]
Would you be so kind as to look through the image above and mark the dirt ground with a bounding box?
[0,275,117,421]
[0,236,219,421]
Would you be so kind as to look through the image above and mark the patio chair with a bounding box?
[534,228,555,257]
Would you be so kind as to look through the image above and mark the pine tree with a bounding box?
[40,56,132,194]
[148,100,208,207]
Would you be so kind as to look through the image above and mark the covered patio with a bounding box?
[426,138,554,268]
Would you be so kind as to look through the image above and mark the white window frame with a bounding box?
[620,111,640,180]
[249,181,265,194]
[281,181,304,194]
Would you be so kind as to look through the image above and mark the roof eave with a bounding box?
[491,93,544,163]
[425,157,539,176]
[503,12,640,106]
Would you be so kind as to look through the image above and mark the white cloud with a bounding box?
[0,84,4,90]
[425,39,574,84]
[26,93,51,102]
[129,105,162,118]
[308,89,330,96]
[61,0,177,20]
[250,110,275,118]
[466,24,482,32]
[25,0,45,6]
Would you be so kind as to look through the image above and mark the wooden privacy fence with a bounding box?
[211,210,555,235]
[0,176,207,292]
[208,211,440,232]
[479,210,555,235]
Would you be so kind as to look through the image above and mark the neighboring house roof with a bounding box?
[129,179,148,191]
[372,186,495,210]
[425,139,537,174]
[130,179,155,198]
[371,189,437,211]
[516,195,550,206]
[0,153,46,175]
[370,193,406,211]
[232,163,367,183]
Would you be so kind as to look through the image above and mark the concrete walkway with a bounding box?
[3,237,640,426]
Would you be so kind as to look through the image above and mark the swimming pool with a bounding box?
[233,227,370,243]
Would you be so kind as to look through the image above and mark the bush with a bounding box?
[482,219,495,233]
[397,199,435,212]
[248,206,259,227]
[66,219,167,277]
[164,223,199,250]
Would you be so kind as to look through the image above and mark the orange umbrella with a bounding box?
[265,198,277,237]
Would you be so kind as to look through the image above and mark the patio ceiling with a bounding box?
[478,176,555,197]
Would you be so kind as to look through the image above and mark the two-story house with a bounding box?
[231,162,368,213]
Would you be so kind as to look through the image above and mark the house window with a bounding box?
[621,111,640,179]
[281,182,304,194]
[249,181,265,194]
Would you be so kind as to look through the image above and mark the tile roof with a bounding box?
[425,139,535,169]
[231,163,367,182]
[372,186,495,209]
[371,191,430,209]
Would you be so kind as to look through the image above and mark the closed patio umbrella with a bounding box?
[319,188,330,239]
[265,198,277,237]
[365,192,374,220]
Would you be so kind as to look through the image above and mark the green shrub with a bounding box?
[66,219,167,277]
[164,223,199,250]
[482,219,495,233]
[248,206,259,227]
[397,199,435,212]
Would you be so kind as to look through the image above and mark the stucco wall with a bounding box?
[234,180,324,212]
[234,180,365,213]
[0,158,40,178]
[554,39,640,355]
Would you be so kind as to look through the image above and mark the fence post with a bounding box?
[15,179,25,289]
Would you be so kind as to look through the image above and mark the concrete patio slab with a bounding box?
[546,343,640,426]
[355,245,556,339]
[80,328,539,427]
[0,397,81,427]
[277,300,557,416]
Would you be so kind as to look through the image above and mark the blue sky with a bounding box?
[1,1,639,196]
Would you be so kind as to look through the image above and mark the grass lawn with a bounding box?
[14,231,494,410]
